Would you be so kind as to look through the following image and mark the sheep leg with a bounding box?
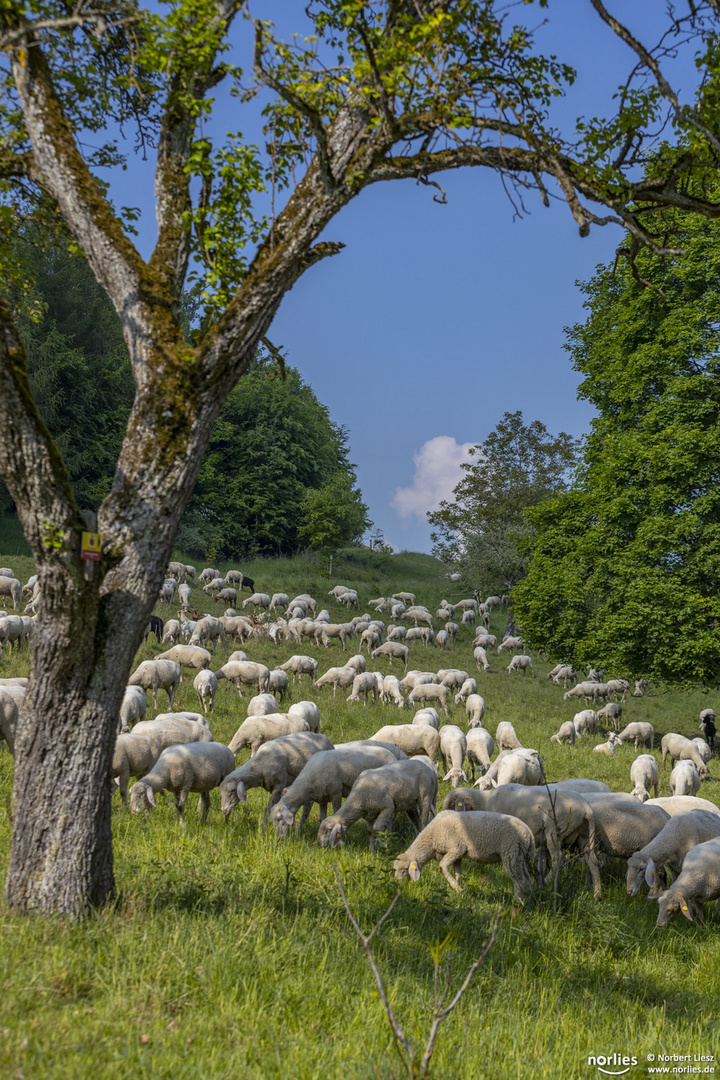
[198,791,211,823]
[175,790,189,824]
[439,852,464,893]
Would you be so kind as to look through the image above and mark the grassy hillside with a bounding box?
[0,546,718,1079]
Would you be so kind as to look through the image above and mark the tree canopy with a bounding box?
[428,411,580,592]
[513,211,720,684]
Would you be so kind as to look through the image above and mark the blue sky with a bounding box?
[109,1,690,554]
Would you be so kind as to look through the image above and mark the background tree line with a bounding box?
[2,236,370,558]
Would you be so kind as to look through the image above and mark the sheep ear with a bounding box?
[236,781,247,804]
[490,778,498,788]
[329,823,343,849]
[280,805,294,826]
[146,788,156,808]
[645,859,656,887]
[679,896,694,922]
[408,861,421,882]
[442,770,453,782]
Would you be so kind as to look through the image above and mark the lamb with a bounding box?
[128,659,182,708]
[228,713,310,756]
[442,783,602,898]
[629,754,660,801]
[626,810,720,898]
[393,810,535,901]
[220,731,334,821]
[406,682,449,714]
[313,666,357,697]
[247,693,280,717]
[271,744,401,835]
[193,669,218,715]
[371,641,409,669]
[572,710,598,738]
[655,837,720,925]
[507,655,534,678]
[550,721,576,746]
[616,722,654,750]
[495,721,523,751]
[287,701,321,733]
[347,672,382,705]
[473,646,490,672]
[371,723,441,761]
[596,701,623,731]
[154,644,212,671]
[466,727,494,781]
[412,707,441,730]
[593,733,621,756]
[661,733,709,778]
[118,685,147,733]
[438,724,468,787]
[215,660,270,696]
[464,694,486,727]
[279,655,319,682]
[670,760,702,797]
[317,758,439,851]
[129,742,236,823]
[453,678,478,704]
[475,748,544,790]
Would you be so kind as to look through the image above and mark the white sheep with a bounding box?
[287,701,321,733]
[279,655,319,683]
[177,583,193,611]
[473,646,490,672]
[313,666,357,697]
[246,693,280,717]
[382,675,406,708]
[495,721,523,751]
[345,654,367,673]
[466,727,494,781]
[155,644,212,671]
[438,668,470,692]
[438,724,468,787]
[0,688,18,755]
[670,760,702,797]
[616,722,654,749]
[464,694,486,727]
[112,733,161,806]
[453,678,478,704]
[228,713,310,756]
[661,733,709,779]
[497,636,523,653]
[690,738,712,766]
[393,810,535,901]
[129,742,236,823]
[215,660,270,696]
[563,682,602,704]
[655,836,720,925]
[188,615,227,654]
[0,575,21,610]
[507,654,534,678]
[267,669,289,699]
[220,731,334,821]
[371,641,409,669]
[596,701,622,730]
[572,710,598,738]
[347,672,382,705]
[193,669,218,715]
[371,723,440,761]
[593,733,621,756]
[646,796,720,817]
[118,685,147,733]
[475,748,544,790]
[412,707,441,730]
[629,754,659,801]
[317,758,439,851]
[241,592,271,611]
[626,810,720,898]
[406,682,449,714]
[550,721,576,746]
[128,659,181,709]
[161,619,182,645]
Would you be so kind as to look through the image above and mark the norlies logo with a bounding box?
[588,1054,638,1075]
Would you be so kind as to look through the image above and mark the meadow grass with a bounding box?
[0,544,719,1078]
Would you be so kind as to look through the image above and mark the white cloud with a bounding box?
[391,436,476,520]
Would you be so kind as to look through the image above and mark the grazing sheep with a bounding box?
[443,783,602,898]
[267,669,289,700]
[188,615,227,654]
[412,708,441,730]
[241,592,272,611]
[629,754,660,801]
[563,682,602,704]
[661,734,709,778]
[616,722,654,750]
[317,758,439,850]
[279,655,319,683]
[655,836,720,925]
[547,779,611,794]
[129,742,236,823]
[246,693,280,717]
[193,669,218,715]
[220,731,334,821]
[646,796,720,817]
[118,685,147,733]
[438,724,468,787]
[161,619,182,645]
[0,689,18,755]
[464,694,486,727]
[596,702,623,731]
[228,714,310,756]
[497,636,523,653]
[399,671,437,694]
[406,682,449,714]
[387,625,407,643]
[453,678,478,704]
[177,583,193,611]
[572,710,598,738]
[213,588,238,607]
[507,655,534,678]
[287,701,321,733]
[271,744,401,835]
[112,733,162,806]
[128,659,181,709]
[382,675,406,709]
[550,721,576,746]
[438,669,470,692]
[154,644,212,671]
[473,646,490,672]
[371,641,410,669]
[0,575,22,610]
[627,810,720,898]
[475,748,544,790]
[548,664,577,688]
[589,800,670,864]
[215,660,270,696]
[466,727,494,781]
[670,760,702,797]
[371,723,441,761]
[347,672,382,705]
[345,654,367,673]
[393,810,535,901]
[691,738,712,767]
[313,666,357,697]
[495,721,523,751]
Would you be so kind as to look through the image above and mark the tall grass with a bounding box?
[0,544,718,1078]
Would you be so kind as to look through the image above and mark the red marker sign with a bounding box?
[81,532,102,561]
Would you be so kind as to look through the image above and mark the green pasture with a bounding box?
[0,541,718,1078]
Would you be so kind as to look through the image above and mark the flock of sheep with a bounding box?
[1,564,719,929]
